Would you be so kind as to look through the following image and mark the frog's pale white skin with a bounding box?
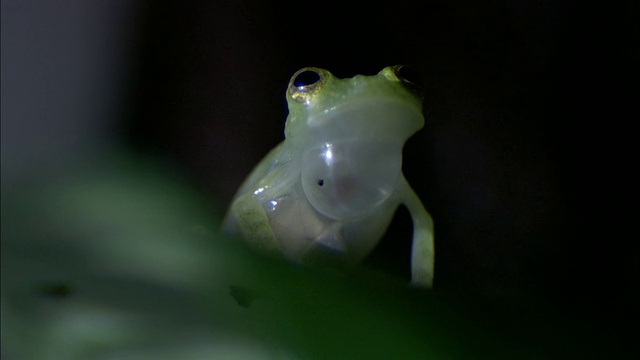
[223,65,434,287]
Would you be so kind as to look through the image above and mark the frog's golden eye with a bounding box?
[392,65,424,98]
[288,67,328,104]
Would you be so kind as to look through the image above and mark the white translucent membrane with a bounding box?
[301,141,402,220]
[298,98,422,220]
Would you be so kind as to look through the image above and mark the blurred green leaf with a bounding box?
[2,150,633,359]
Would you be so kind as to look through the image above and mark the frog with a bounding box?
[223,65,434,287]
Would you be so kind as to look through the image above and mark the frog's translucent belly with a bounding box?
[260,180,400,263]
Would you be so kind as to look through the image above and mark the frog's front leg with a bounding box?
[398,175,435,288]
[229,192,280,253]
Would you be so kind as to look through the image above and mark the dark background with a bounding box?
[3,0,638,353]
[123,0,638,305]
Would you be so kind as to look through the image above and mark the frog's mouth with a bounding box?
[300,141,402,221]
[306,98,424,144]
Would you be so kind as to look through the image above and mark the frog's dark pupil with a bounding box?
[317,178,324,186]
[294,70,321,87]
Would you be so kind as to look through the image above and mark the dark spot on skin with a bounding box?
[317,178,324,186]
[36,282,74,299]
[229,285,257,308]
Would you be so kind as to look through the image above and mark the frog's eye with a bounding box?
[293,69,321,87]
[301,142,401,220]
[392,65,424,98]
[288,67,328,104]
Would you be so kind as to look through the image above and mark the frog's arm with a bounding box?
[223,142,286,252]
[398,175,435,288]
[229,191,280,253]
[223,143,283,232]
[232,142,284,200]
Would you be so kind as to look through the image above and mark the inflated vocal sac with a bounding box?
[301,141,402,220]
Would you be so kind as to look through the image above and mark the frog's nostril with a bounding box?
[293,70,321,87]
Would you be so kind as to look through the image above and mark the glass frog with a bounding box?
[223,65,434,287]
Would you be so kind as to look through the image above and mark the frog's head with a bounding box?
[283,66,426,220]
[284,65,424,142]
